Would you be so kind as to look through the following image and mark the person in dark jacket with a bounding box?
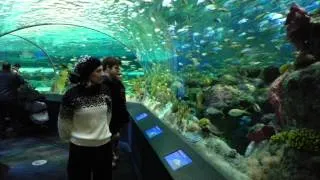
[12,63,21,75]
[0,62,25,138]
[102,57,130,168]
[58,57,112,180]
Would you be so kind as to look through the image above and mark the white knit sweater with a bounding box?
[58,84,112,147]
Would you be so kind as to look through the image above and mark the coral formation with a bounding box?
[198,118,211,129]
[271,128,320,152]
[285,4,320,69]
[247,124,276,143]
[245,143,284,180]
[268,73,288,128]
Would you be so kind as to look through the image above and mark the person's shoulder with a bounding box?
[63,85,80,99]
[103,76,118,87]
[111,77,124,86]
[15,74,25,82]
[0,71,6,77]
[10,72,21,78]
[115,78,125,89]
[101,82,111,92]
[113,77,122,83]
[102,75,111,83]
[119,79,125,86]
[7,73,23,82]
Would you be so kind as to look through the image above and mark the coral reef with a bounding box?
[279,63,294,74]
[198,118,211,129]
[244,142,320,180]
[285,4,320,69]
[203,84,236,109]
[281,62,320,130]
[262,66,280,84]
[247,153,283,180]
[130,77,146,100]
[271,128,320,152]
[268,146,320,180]
[128,16,320,177]
[268,73,288,128]
[198,118,223,136]
[247,124,276,143]
[196,137,250,180]
[269,5,320,130]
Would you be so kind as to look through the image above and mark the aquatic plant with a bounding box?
[130,77,146,99]
[196,90,204,109]
[270,128,320,152]
[221,74,238,85]
[171,101,179,113]
[186,122,201,132]
[279,63,294,74]
[198,118,210,130]
[137,65,176,103]
[201,76,215,87]
[170,101,191,131]
[51,68,70,94]
[176,103,190,121]
[180,65,218,88]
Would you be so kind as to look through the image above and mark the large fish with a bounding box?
[228,109,250,117]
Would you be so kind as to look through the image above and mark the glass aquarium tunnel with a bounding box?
[1,0,320,180]
[0,24,143,93]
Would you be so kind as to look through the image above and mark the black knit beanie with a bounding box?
[69,56,101,84]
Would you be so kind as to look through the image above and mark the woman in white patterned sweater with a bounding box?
[58,57,112,180]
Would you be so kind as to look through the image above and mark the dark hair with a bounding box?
[2,62,11,71]
[69,72,81,84]
[13,63,21,68]
[102,57,122,71]
[69,56,101,84]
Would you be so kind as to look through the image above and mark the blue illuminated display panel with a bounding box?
[164,150,192,171]
[135,113,148,121]
[145,126,163,139]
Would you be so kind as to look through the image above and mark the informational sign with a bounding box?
[135,112,148,121]
[164,150,192,171]
[145,126,163,139]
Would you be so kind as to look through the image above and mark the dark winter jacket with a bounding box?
[0,72,24,102]
[103,76,130,134]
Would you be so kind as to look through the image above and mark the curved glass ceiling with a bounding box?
[0,0,318,69]
[0,0,175,65]
[0,25,135,68]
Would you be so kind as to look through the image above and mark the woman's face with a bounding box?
[89,65,104,84]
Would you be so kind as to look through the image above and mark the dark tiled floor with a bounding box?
[0,135,137,180]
